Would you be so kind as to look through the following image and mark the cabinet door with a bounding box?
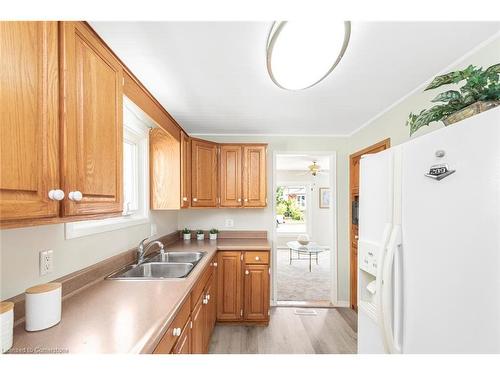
[0,22,59,223]
[191,139,218,207]
[150,128,181,209]
[217,251,242,321]
[203,275,217,351]
[191,296,205,354]
[180,132,191,208]
[172,320,191,354]
[242,145,267,207]
[243,264,270,321]
[60,22,123,216]
[219,145,242,207]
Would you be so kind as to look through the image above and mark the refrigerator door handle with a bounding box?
[376,222,393,353]
[381,225,402,354]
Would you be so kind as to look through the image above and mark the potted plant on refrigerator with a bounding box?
[182,228,191,240]
[406,63,500,136]
[196,230,205,241]
[209,228,219,240]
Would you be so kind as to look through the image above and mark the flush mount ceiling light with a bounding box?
[266,21,351,90]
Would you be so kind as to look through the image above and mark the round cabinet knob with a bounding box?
[48,189,65,201]
[245,270,249,275]
[173,327,181,337]
[213,262,218,267]
[203,298,208,305]
[255,256,260,261]
[193,198,198,202]
[68,191,83,201]
[237,198,242,202]
[207,294,210,300]
[182,197,188,202]
[244,198,248,202]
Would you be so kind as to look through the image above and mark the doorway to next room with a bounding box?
[272,152,337,307]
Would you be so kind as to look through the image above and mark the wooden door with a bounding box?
[150,128,181,210]
[191,296,205,354]
[0,22,60,224]
[349,139,390,311]
[219,145,242,207]
[60,22,123,217]
[217,251,242,321]
[243,264,270,321]
[171,320,191,354]
[242,145,267,207]
[191,139,218,207]
[180,131,191,208]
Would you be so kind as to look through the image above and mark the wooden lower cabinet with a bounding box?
[244,264,270,321]
[154,254,218,355]
[171,320,191,354]
[190,295,205,354]
[216,251,243,321]
[217,250,270,324]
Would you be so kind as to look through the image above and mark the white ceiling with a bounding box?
[91,21,500,136]
[276,154,330,171]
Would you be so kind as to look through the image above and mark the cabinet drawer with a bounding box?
[153,295,191,354]
[244,251,269,264]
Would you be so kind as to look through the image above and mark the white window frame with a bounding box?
[65,98,152,240]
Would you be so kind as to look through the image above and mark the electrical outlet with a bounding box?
[225,219,234,228]
[39,250,53,276]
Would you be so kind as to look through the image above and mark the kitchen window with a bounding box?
[65,100,151,239]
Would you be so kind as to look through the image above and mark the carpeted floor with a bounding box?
[276,248,332,301]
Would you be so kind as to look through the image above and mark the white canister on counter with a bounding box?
[25,283,62,331]
[1,301,14,353]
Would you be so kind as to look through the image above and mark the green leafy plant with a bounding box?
[196,229,204,235]
[275,187,304,221]
[182,228,191,234]
[209,228,219,234]
[406,63,500,136]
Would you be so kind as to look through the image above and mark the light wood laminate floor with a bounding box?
[209,307,357,354]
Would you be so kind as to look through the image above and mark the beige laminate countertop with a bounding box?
[9,238,271,354]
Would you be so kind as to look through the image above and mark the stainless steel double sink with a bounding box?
[107,251,206,280]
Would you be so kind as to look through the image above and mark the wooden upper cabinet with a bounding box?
[242,145,267,207]
[191,139,218,207]
[180,132,191,208]
[219,145,242,207]
[217,251,242,321]
[244,264,270,321]
[150,128,181,210]
[0,22,60,223]
[60,22,123,217]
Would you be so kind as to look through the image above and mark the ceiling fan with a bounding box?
[297,161,327,177]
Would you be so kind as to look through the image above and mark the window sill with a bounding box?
[65,214,150,240]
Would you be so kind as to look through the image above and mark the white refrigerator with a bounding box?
[357,108,500,354]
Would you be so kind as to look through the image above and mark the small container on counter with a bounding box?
[25,282,62,331]
[1,301,14,353]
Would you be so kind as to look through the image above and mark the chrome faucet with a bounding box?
[137,238,165,264]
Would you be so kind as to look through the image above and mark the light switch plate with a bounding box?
[225,219,234,228]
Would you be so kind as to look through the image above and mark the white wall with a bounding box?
[0,211,177,300]
[178,135,351,302]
